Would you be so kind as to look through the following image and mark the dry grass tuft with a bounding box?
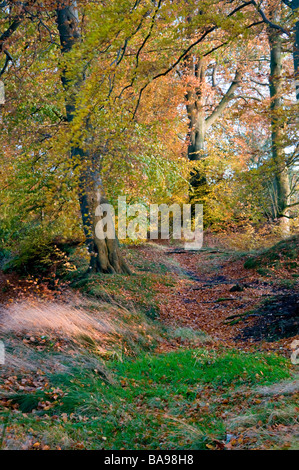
[0,292,162,376]
[0,298,118,341]
[255,378,299,397]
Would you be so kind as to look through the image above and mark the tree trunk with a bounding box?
[56,3,130,274]
[185,58,209,209]
[185,57,241,212]
[294,0,299,102]
[268,10,290,237]
[284,0,299,101]
[186,58,206,163]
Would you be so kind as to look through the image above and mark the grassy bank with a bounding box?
[1,348,297,450]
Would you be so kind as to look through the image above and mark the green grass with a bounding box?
[1,348,293,450]
[244,235,299,270]
[275,278,298,290]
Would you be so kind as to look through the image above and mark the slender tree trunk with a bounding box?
[56,3,130,273]
[268,10,291,237]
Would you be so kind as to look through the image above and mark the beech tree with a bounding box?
[56,3,131,274]
[267,7,291,235]
[282,0,299,101]
[184,55,241,205]
[0,0,298,274]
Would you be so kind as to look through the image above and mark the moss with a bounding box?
[244,235,299,270]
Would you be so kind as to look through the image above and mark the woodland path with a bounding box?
[157,247,299,355]
[0,244,298,356]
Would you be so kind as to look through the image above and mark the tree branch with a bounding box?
[131,1,262,118]
[205,69,242,129]
[0,50,12,76]
[250,0,290,36]
[286,200,299,208]
[0,2,29,50]
[0,1,33,76]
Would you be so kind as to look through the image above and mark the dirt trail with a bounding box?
[159,248,299,355]
[0,244,298,356]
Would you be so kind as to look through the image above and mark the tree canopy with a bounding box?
[0,0,298,271]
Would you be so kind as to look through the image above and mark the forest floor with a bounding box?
[0,236,298,450]
[157,243,299,354]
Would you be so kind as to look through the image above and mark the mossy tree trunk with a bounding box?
[56,3,130,273]
[268,10,291,237]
